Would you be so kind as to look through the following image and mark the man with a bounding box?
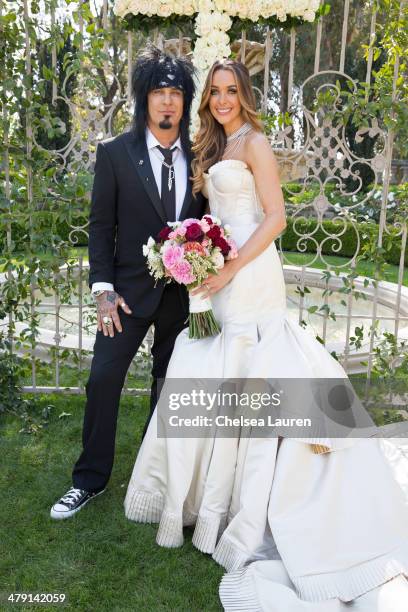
[50,45,206,519]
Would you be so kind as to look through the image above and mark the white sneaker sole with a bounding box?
[50,488,106,520]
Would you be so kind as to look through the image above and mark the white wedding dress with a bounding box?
[124,159,408,610]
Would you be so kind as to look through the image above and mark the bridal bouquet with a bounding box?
[143,215,238,339]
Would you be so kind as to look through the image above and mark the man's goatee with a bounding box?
[159,116,172,130]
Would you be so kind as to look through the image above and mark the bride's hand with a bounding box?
[191,262,236,297]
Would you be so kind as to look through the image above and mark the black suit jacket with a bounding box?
[88,130,206,318]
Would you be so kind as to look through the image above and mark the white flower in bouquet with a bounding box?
[142,236,156,256]
[210,248,225,270]
[147,249,165,279]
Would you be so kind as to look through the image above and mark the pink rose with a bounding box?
[226,238,238,260]
[163,244,184,269]
[170,259,196,285]
[200,218,211,233]
[168,226,187,240]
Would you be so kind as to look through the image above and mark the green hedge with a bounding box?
[1,215,406,267]
[281,217,407,267]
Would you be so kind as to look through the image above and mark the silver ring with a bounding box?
[204,284,210,290]
[102,316,112,325]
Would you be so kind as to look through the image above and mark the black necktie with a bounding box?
[157,145,176,222]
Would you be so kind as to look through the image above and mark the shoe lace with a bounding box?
[60,487,86,504]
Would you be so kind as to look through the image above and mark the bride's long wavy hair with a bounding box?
[191,60,263,196]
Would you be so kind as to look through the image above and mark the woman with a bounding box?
[124,59,408,610]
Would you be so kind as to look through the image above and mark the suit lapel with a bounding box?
[179,146,194,221]
[124,134,167,224]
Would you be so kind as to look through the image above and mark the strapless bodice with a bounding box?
[203,159,264,226]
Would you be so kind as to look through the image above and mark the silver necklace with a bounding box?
[224,122,253,158]
[226,122,252,143]
[152,147,178,191]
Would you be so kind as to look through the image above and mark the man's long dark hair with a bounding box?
[131,44,196,153]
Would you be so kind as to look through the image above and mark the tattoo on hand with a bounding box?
[106,291,117,304]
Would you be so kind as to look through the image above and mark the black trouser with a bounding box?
[72,284,187,493]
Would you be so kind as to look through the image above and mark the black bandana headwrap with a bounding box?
[150,56,188,92]
[130,44,196,150]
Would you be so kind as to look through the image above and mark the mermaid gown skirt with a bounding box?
[124,160,408,610]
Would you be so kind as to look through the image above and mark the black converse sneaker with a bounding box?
[50,487,105,520]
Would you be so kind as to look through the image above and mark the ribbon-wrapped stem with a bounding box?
[188,292,221,339]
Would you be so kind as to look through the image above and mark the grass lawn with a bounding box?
[281,251,408,286]
[0,395,223,612]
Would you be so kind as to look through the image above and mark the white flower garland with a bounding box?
[113,0,320,22]
[190,7,231,132]
[113,0,320,131]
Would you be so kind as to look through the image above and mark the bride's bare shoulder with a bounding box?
[246,130,272,150]
[245,131,277,169]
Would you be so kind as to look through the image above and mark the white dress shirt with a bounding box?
[92,127,188,295]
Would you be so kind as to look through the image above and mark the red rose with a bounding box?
[206,225,221,240]
[185,223,204,241]
[157,226,172,242]
[213,236,231,256]
[203,215,214,226]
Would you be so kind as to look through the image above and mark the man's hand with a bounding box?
[95,290,132,337]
